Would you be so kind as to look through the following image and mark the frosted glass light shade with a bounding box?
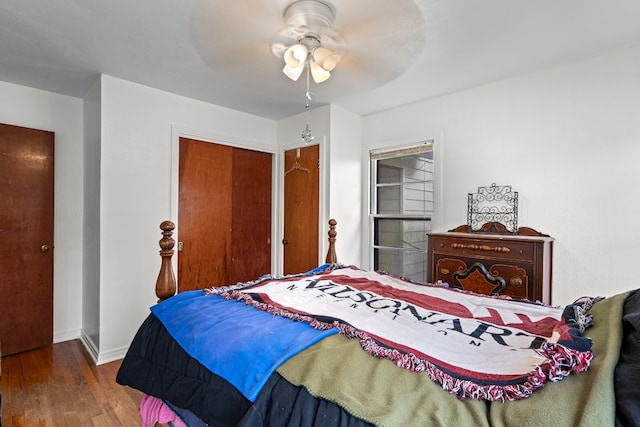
[283,63,305,81]
[312,46,340,72]
[283,44,308,68]
[310,61,330,83]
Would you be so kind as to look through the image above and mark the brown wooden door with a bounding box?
[283,145,319,275]
[178,138,271,290]
[230,147,272,281]
[0,123,54,356]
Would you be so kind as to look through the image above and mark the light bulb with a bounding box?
[283,44,308,68]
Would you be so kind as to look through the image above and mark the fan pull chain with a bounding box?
[301,63,314,143]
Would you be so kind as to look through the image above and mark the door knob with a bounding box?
[282,239,289,245]
[41,244,53,252]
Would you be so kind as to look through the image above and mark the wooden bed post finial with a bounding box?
[156,220,177,302]
[325,218,338,264]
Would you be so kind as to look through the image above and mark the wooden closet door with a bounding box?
[230,147,272,283]
[178,138,272,290]
[283,144,319,275]
[179,138,233,290]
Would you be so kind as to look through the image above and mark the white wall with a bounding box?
[276,104,363,269]
[96,75,278,362]
[0,81,84,343]
[363,46,640,306]
[328,105,363,266]
[276,105,330,273]
[82,77,102,357]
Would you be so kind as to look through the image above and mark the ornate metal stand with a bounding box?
[467,183,518,233]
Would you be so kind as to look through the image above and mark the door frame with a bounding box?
[169,125,330,280]
[170,125,278,288]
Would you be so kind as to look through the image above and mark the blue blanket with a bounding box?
[150,289,338,401]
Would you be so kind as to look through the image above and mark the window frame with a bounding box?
[369,140,435,281]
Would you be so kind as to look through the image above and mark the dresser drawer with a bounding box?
[433,257,530,300]
[430,235,537,262]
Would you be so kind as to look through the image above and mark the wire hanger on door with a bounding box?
[285,148,311,176]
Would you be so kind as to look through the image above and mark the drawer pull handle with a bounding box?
[511,277,523,286]
[440,268,450,275]
[451,243,510,253]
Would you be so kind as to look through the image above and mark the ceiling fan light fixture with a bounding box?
[283,63,305,81]
[312,46,340,72]
[283,43,309,68]
[310,61,330,83]
[273,0,345,83]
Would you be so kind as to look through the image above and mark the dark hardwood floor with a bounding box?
[1,339,142,426]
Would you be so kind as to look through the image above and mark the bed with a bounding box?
[117,219,640,427]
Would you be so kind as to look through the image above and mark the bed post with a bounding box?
[156,220,177,302]
[325,218,338,264]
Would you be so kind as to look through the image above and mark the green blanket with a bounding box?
[277,292,629,427]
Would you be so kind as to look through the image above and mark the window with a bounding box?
[370,142,434,282]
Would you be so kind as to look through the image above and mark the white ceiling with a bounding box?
[1,0,640,120]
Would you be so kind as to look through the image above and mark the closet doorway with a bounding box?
[0,123,54,355]
[178,137,272,290]
[283,144,319,275]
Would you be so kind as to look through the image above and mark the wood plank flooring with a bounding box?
[0,339,142,426]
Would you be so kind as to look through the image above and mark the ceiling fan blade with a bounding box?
[188,0,427,107]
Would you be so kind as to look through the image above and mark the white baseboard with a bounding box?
[96,345,129,365]
[53,328,81,344]
[80,331,99,363]
[77,330,129,365]
[49,330,130,366]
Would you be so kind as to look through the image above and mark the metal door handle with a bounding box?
[282,239,289,245]
[41,244,53,252]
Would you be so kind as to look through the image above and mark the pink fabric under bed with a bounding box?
[140,393,186,427]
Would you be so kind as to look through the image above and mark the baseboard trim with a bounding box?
[96,346,128,365]
[53,329,81,344]
[80,331,99,363]
[77,331,130,366]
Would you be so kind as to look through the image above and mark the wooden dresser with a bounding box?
[427,223,553,304]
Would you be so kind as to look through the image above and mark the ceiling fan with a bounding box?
[188,0,426,107]
[270,0,347,84]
